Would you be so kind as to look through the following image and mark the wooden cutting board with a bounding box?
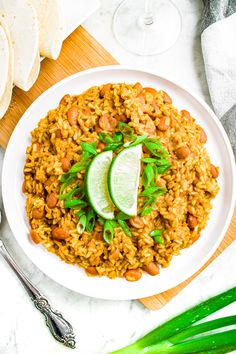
[0,26,235,310]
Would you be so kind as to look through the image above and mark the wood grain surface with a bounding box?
[0,26,235,310]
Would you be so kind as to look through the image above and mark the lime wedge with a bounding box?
[85,151,115,220]
[108,144,142,216]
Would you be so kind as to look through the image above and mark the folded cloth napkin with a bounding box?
[201,0,236,155]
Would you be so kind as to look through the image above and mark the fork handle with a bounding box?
[0,240,76,349]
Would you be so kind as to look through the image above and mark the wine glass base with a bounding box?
[113,0,182,56]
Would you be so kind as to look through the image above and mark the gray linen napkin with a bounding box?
[201,0,236,155]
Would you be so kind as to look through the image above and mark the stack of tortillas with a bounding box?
[0,0,64,119]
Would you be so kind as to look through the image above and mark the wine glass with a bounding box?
[113,0,182,56]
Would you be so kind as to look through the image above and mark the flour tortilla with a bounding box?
[30,0,64,60]
[0,0,40,91]
[0,17,13,119]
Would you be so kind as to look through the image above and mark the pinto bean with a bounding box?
[55,129,62,138]
[30,230,41,244]
[95,124,103,133]
[32,142,40,153]
[163,91,172,104]
[61,157,71,172]
[98,142,106,151]
[181,110,191,121]
[210,164,219,178]
[129,216,145,229]
[124,268,142,282]
[187,214,198,230]
[46,193,58,209]
[134,82,143,95]
[99,114,110,130]
[199,127,207,144]
[52,228,70,240]
[144,87,157,95]
[100,84,112,97]
[151,99,160,113]
[143,262,160,276]
[86,266,98,275]
[115,114,126,122]
[32,208,44,219]
[67,106,78,125]
[109,116,118,130]
[157,116,170,131]
[60,94,70,105]
[175,146,190,159]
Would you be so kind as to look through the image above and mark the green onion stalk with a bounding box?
[111,287,236,354]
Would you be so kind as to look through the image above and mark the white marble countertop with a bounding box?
[1,1,235,354]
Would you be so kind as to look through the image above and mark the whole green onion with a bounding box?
[117,219,131,236]
[111,287,236,354]
[77,215,87,234]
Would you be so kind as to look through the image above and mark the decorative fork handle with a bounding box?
[0,240,76,349]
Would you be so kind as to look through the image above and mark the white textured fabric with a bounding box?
[201,12,236,118]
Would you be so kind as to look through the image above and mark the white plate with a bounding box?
[2,66,235,300]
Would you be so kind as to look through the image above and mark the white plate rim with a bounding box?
[2,65,236,300]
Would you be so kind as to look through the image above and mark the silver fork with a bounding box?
[0,209,76,349]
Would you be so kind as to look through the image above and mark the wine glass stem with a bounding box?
[144,0,154,25]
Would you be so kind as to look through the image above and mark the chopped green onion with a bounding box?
[103,220,115,244]
[142,164,155,189]
[140,186,167,197]
[113,132,123,142]
[98,132,113,144]
[118,122,135,138]
[116,212,130,220]
[81,151,91,162]
[59,186,82,201]
[117,219,131,236]
[104,143,123,151]
[124,135,147,148]
[68,161,87,174]
[76,210,85,218]
[64,199,88,209]
[86,209,96,233]
[97,217,105,225]
[80,141,97,156]
[157,164,171,174]
[141,206,154,217]
[144,138,169,158]
[149,230,162,237]
[59,173,77,192]
[141,157,159,163]
[77,215,87,234]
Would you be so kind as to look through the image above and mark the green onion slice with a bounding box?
[103,220,115,244]
[86,209,96,233]
[117,219,131,236]
[118,122,135,138]
[77,215,87,234]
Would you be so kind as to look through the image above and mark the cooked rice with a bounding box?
[23,83,220,280]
